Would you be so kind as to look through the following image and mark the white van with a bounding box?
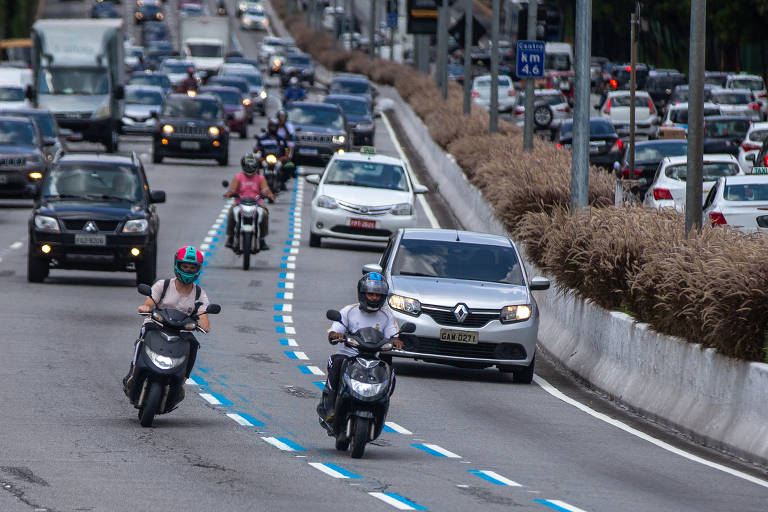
[544,42,573,72]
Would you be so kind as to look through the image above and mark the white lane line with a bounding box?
[288,248,299,254]
[226,413,258,427]
[368,492,423,510]
[200,243,211,250]
[203,236,214,243]
[381,113,440,229]
[283,262,296,269]
[199,393,221,405]
[261,437,298,451]
[284,272,295,280]
[278,304,293,312]
[281,315,294,323]
[537,499,590,512]
[384,422,412,434]
[469,469,522,487]
[10,241,22,250]
[533,375,768,489]
[305,365,325,375]
[421,443,462,458]
[282,292,294,300]
[308,462,360,479]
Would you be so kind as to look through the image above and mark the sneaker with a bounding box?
[260,239,270,250]
[225,236,233,248]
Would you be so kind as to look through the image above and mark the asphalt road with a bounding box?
[2,1,768,511]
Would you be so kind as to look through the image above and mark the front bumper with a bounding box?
[153,135,228,159]
[310,205,416,242]
[56,116,115,143]
[293,142,347,162]
[122,117,158,134]
[0,169,44,198]
[29,230,154,271]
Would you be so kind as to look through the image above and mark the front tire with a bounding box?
[350,417,369,458]
[27,251,49,283]
[139,382,162,427]
[217,151,229,166]
[335,432,350,451]
[152,148,163,164]
[309,233,321,247]
[511,355,535,384]
[105,129,119,153]
[241,233,251,270]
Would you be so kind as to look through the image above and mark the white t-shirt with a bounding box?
[142,278,210,326]
[330,304,398,357]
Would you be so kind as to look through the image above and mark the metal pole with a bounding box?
[436,0,446,93]
[462,0,473,114]
[369,0,376,60]
[390,26,395,60]
[570,0,591,212]
[523,0,537,150]
[628,5,638,178]
[489,0,499,133]
[333,0,339,50]
[686,0,706,236]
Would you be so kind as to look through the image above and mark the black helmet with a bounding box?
[267,117,279,134]
[357,272,388,312]
[241,153,258,176]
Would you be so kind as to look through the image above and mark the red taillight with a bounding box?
[556,143,562,149]
[557,105,571,113]
[653,188,673,200]
[750,103,760,110]
[610,139,623,152]
[742,142,761,151]
[634,169,643,178]
[709,212,727,225]
[648,98,655,114]
[609,79,618,89]
[508,89,515,97]
[604,98,612,114]
[620,167,641,178]
[471,91,479,98]
[764,154,768,167]
[514,106,524,115]
[758,92,767,99]
[625,65,631,72]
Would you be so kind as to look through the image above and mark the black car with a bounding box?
[0,108,65,164]
[702,116,751,157]
[615,139,688,197]
[329,74,374,103]
[323,94,375,146]
[135,4,164,24]
[608,63,650,90]
[153,94,230,166]
[279,53,315,86]
[142,22,171,47]
[128,71,172,94]
[28,152,165,284]
[0,116,49,198]
[287,102,349,164]
[646,70,687,111]
[558,118,622,169]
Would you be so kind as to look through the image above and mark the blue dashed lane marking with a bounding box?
[369,492,428,511]
[313,381,325,390]
[187,374,208,386]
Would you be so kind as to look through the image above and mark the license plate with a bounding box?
[589,145,600,154]
[349,218,375,229]
[180,141,200,150]
[753,167,768,175]
[0,175,6,184]
[74,234,106,246]
[299,147,318,156]
[439,328,478,344]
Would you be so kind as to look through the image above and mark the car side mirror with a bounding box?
[149,190,165,203]
[413,184,428,194]
[150,111,159,119]
[529,276,550,291]
[138,283,153,296]
[305,174,320,185]
[326,309,342,322]
[746,153,756,163]
[398,322,416,334]
[362,263,383,274]
[206,304,221,314]
[115,85,125,100]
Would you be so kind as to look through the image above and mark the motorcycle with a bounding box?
[126,283,221,427]
[319,309,415,458]
[259,151,283,195]
[222,181,266,271]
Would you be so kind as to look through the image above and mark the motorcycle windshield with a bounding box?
[144,328,191,359]
[352,327,387,351]
[345,358,389,384]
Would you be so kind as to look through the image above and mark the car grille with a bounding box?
[55,112,90,120]
[297,133,333,144]
[421,305,500,328]
[173,125,209,138]
[331,225,391,237]
[336,200,391,216]
[61,220,121,232]
[402,335,527,360]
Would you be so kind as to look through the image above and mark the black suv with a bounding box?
[153,93,230,166]
[0,115,50,198]
[1,108,66,164]
[287,102,349,164]
[28,152,165,284]
[323,94,375,146]
[279,53,315,86]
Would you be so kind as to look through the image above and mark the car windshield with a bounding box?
[187,44,222,58]
[23,113,56,138]
[287,105,344,129]
[666,162,740,182]
[724,183,768,201]
[247,7,263,14]
[332,80,370,95]
[0,119,37,145]
[129,75,170,89]
[560,120,614,138]
[611,95,650,107]
[545,53,571,71]
[43,163,141,201]
[392,238,524,285]
[324,160,408,191]
[210,78,247,93]
[538,93,565,105]
[162,97,220,120]
[163,62,191,74]
[0,86,25,101]
[325,98,369,116]
[38,68,109,95]
[711,92,752,105]
[287,55,310,65]
[704,76,727,87]
[126,89,163,105]
[227,72,262,87]
[202,89,240,105]
[632,142,687,162]
[749,129,768,142]
[704,119,750,138]
[730,79,764,91]
[669,108,719,123]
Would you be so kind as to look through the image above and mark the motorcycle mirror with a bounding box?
[137,283,153,297]
[206,304,222,314]
[399,322,416,334]
[326,309,342,322]
[222,180,229,187]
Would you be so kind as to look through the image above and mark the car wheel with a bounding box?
[152,149,163,164]
[240,127,248,138]
[27,250,49,283]
[510,355,535,384]
[105,130,119,153]
[309,233,321,247]
[217,151,229,166]
[533,105,554,129]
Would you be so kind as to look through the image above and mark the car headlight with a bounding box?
[123,219,149,233]
[388,294,421,315]
[144,345,185,370]
[343,374,388,398]
[316,195,338,209]
[243,17,252,24]
[332,135,346,144]
[162,124,174,135]
[34,215,60,232]
[29,172,43,180]
[265,154,278,165]
[500,304,532,323]
[259,90,267,99]
[391,203,413,216]
[238,1,247,9]
[243,98,252,106]
[209,126,220,137]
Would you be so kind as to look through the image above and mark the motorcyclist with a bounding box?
[276,109,297,185]
[178,66,198,94]
[123,246,210,391]
[316,272,403,424]
[282,76,306,104]
[255,118,292,193]
[224,153,276,250]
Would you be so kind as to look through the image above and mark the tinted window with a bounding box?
[704,118,750,138]
[476,77,510,88]
[126,89,163,105]
[201,89,241,105]
[748,130,768,142]
[611,95,650,107]
[730,79,764,91]
[539,93,566,105]
[26,112,56,138]
[325,98,370,116]
[0,119,37,145]
[324,160,407,191]
[226,72,262,87]
[711,92,752,104]
[665,162,740,181]
[287,54,310,65]
[162,98,221,120]
[632,142,687,161]
[129,74,171,90]
[44,163,141,201]
[209,78,248,93]
[562,119,616,138]
[287,105,344,129]
[723,183,768,201]
[187,44,222,58]
[545,54,571,71]
[331,80,370,95]
[392,239,524,285]
[162,62,191,73]
[0,86,25,101]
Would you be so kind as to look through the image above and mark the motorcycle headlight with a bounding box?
[208,126,220,137]
[183,321,196,331]
[144,345,185,370]
[344,374,388,398]
[162,124,174,135]
[316,195,338,209]
[265,154,278,165]
[242,98,252,106]
[388,294,421,315]
[34,215,60,232]
[391,203,413,216]
[500,304,532,323]
[259,90,267,99]
[332,135,346,144]
[122,219,149,233]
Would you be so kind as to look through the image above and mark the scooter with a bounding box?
[319,309,415,458]
[222,181,266,271]
[126,283,221,427]
[259,151,283,194]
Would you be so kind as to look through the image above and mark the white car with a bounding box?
[471,75,516,113]
[160,59,197,87]
[511,88,571,129]
[322,6,344,31]
[660,101,720,134]
[726,73,768,119]
[258,37,295,64]
[240,5,268,31]
[0,84,30,109]
[709,88,761,121]
[220,62,258,75]
[738,121,768,173]
[307,148,428,246]
[597,90,659,138]
[644,154,743,211]
[703,175,768,232]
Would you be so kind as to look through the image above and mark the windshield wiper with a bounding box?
[85,194,133,201]
[398,271,436,277]
[44,194,91,200]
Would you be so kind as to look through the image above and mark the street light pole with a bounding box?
[570,0,591,212]
[522,0,536,150]
[628,3,639,179]
[462,0,473,115]
[369,0,377,60]
[686,0,706,236]
[489,0,499,133]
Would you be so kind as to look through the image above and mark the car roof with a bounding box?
[165,93,217,102]
[124,84,164,93]
[289,101,340,111]
[0,108,52,116]
[332,75,369,83]
[711,87,752,95]
[58,153,136,165]
[663,154,737,166]
[209,75,247,83]
[400,228,514,247]
[727,74,763,81]
[747,122,768,131]
[635,139,686,147]
[333,150,404,167]
[162,59,194,66]
[722,175,768,184]
[0,115,35,124]
[703,115,752,121]
[667,101,719,109]
[324,93,369,103]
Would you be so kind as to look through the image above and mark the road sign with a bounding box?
[516,40,545,78]
[387,12,398,29]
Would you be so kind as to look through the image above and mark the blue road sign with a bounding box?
[387,12,398,29]
[516,40,545,78]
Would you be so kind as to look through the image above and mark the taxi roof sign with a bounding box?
[360,146,376,155]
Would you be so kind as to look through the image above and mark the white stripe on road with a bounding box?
[308,462,358,479]
[421,443,461,458]
[384,422,412,434]
[368,492,422,510]
[199,393,221,405]
[226,413,258,427]
[541,499,590,512]
[261,437,297,451]
[10,241,22,250]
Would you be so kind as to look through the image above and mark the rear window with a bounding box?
[202,89,241,105]
[724,183,768,201]
[392,238,524,285]
[632,142,687,161]
[331,80,370,95]
[711,92,752,105]
[476,78,510,88]
[611,95,650,107]
[704,118,750,138]
[560,119,615,138]
[669,107,719,124]
[665,162,740,181]
[126,89,163,105]
[730,78,764,91]
[0,86,25,101]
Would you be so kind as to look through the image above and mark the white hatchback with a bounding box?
[660,101,721,134]
[306,148,428,246]
[471,75,516,113]
[597,90,659,138]
[738,122,768,173]
[703,175,768,232]
[644,154,743,212]
[726,74,768,119]
[709,88,761,121]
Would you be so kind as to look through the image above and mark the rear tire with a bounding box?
[139,382,162,427]
[241,234,251,270]
[350,417,369,458]
[511,355,535,384]
[309,233,321,247]
[240,127,248,138]
[27,251,49,283]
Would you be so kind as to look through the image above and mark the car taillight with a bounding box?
[633,169,643,178]
[514,106,524,115]
[557,105,571,113]
[620,168,641,178]
[709,212,727,225]
[750,103,760,110]
[648,98,655,114]
[625,65,631,72]
[758,92,767,99]
[471,91,479,98]
[764,154,768,167]
[604,98,611,114]
[742,142,761,151]
[508,89,515,96]
[609,78,618,89]
[610,139,623,152]
[556,143,562,149]
[653,188,673,200]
